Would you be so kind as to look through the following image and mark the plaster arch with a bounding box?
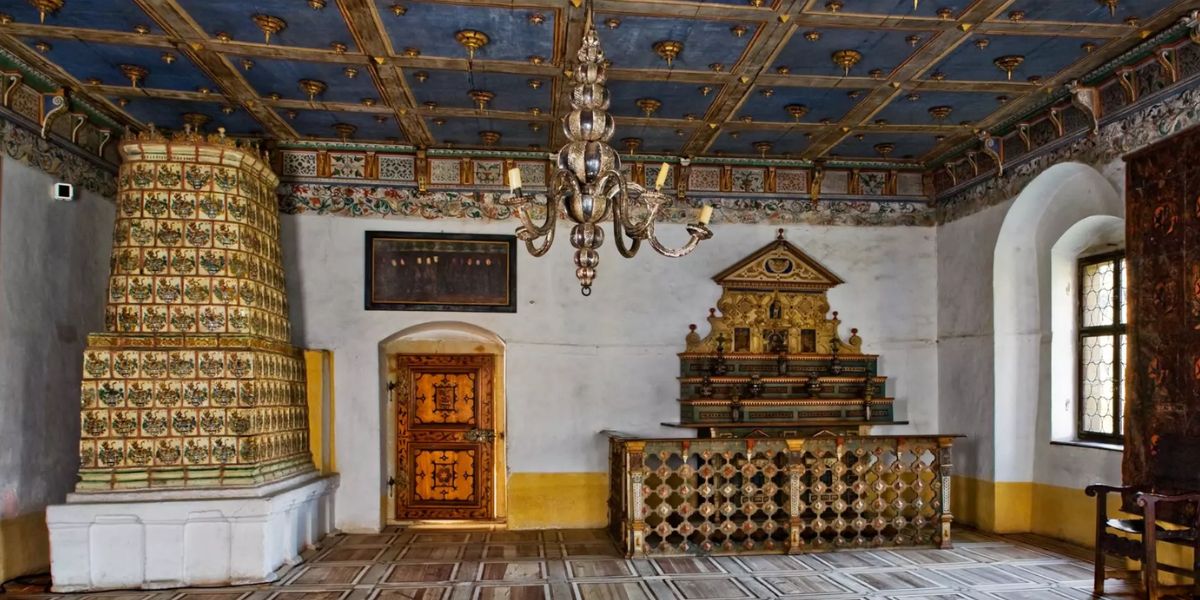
[379,321,508,523]
[992,162,1122,484]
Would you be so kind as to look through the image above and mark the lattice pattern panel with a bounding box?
[642,441,790,554]
[612,436,952,556]
[794,439,942,550]
[75,132,312,491]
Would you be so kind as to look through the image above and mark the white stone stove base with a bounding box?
[47,472,339,592]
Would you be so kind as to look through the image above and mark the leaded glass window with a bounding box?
[1078,252,1126,443]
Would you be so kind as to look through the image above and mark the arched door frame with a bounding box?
[379,321,508,524]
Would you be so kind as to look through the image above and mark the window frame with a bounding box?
[1075,250,1126,445]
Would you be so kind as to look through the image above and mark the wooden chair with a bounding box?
[1086,484,1200,599]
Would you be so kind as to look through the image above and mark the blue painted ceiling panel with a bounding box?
[873,90,1004,126]
[738,86,863,124]
[772,27,932,78]
[607,80,718,121]
[4,0,160,34]
[235,56,381,104]
[375,1,555,61]
[176,0,357,50]
[592,13,756,71]
[425,116,548,150]
[709,130,811,157]
[408,69,550,114]
[805,0,964,19]
[1001,0,1178,23]
[612,125,691,156]
[831,133,937,160]
[23,39,216,92]
[282,109,406,142]
[932,34,1105,81]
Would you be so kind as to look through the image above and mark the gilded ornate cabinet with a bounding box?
[673,230,899,438]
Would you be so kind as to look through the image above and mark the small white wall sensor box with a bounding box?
[53,182,74,201]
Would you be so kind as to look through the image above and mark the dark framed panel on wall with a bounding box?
[365,231,517,313]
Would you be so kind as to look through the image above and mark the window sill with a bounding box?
[1050,439,1124,453]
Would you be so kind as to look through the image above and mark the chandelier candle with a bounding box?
[498,0,713,296]
[655,162,670,190]
[507,167,522,192]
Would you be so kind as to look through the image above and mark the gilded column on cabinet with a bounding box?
[939,436,955,548]
[77,130,312,491]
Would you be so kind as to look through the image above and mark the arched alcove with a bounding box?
[992,162,1123,485]
[379,322,508,523]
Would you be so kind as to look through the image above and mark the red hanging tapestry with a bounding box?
[1124,125,1200,507]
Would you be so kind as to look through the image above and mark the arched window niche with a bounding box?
[1049,217,1125,443]
[992,162,1124,484]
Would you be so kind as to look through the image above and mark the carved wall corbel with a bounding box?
[96,128,112,157]
[1157,47,1179,84]
[676,157,691,200]
[415,148,428,193]
[460,156,473,185]
[977,131,1004,177]
[1017,123,1032,152]
[943,162,958,186]
[1048,108,1065,137]
[69,112,87,144]
[1116,66,1139,103]
[1067,80,1102,137]
[1188,9,1200,45]
[808,161,825,206]
[3,72,22,107]
[40,89,68,138]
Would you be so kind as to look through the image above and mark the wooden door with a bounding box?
[394,354,495,520]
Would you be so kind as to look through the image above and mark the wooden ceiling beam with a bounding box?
[0,24,176,47]
[133,0,295,138]
[686,0,806,156]
[336,0,432,147]
[974,21,1133,38]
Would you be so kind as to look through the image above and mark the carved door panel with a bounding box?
[394,354,495,520]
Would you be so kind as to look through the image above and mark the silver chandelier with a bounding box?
[501,1,713,296]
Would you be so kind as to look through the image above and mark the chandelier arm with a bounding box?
[509,196,554,239]
[607,173,642,258]
[618,183,658,235]
[647,220,714,258]
[523,222,555,257]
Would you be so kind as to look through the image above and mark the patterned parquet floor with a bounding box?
[4,527,1146,600]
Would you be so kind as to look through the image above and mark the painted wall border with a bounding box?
[278,183,935,227]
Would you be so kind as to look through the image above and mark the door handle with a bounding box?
[465,428,496,443]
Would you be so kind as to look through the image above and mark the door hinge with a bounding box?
[387,380,397,392]
[387,476,396,487]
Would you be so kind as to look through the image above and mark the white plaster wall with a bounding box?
[936,200,1010,482]
[0,157,113,521]
[280,216,939,532]
[937,159,1126,490]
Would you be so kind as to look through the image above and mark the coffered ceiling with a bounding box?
[1,0,1196,166]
